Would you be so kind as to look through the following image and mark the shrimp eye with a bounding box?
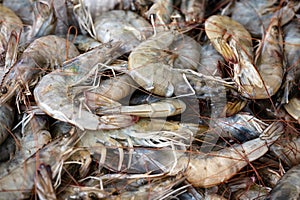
[271,25,279,34]
[88,192,97,199]
[1,86,7,94]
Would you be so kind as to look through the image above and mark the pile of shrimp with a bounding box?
[0,0,300,199]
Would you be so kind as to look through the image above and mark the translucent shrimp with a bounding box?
[0,35,80,105]
[128,30,200,97]
[34,43,138,130]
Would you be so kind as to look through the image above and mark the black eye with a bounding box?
[88,192,97,199]
[1,86,7,94]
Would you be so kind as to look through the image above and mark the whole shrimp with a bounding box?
[34,43,138,130]
[0,35,80,105]
[205,14,284,99]
[128,30,200,97]
[0,127,81,199]
[170,121,284,188]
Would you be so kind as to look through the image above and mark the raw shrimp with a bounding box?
[0,35,80,105]
[0,127,81,199]
[94,10,153,53]
[128,30,200,97]
[205,14,284,99]
[170,121,284,188]
[266,163,300,199]
[96,98,187,118]
[0,115,52,180]
[0,4,22,59]
[34,43,138,130]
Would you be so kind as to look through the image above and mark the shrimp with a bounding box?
[0,35,80,105]
[128,30,200,97]
[34,43,138,130]
[0,127,80,199]
[205,14,284,99]
[94,10,153,53]
[0,4,22,61]
[266,163,300,199]
[170,121,284,188]
[0,115,52,180]
[96,98,187,118]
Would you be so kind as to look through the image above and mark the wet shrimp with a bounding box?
[0,35,80,105]
[284,95,300,123]
[128,30,200,97]
[205,14,284,99]
[34,43,138,130]
[170,121,284,188]
[0,127,81,199]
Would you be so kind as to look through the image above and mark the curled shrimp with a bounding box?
[205,14,284,99]
[0,35,80,105]
[128,30,200,97]
[34,43,138,130]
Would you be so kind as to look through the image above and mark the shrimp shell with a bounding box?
[128,30,200,97]
[94,10,153,53]
[170,122,284,188]
[0,35,80,105]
